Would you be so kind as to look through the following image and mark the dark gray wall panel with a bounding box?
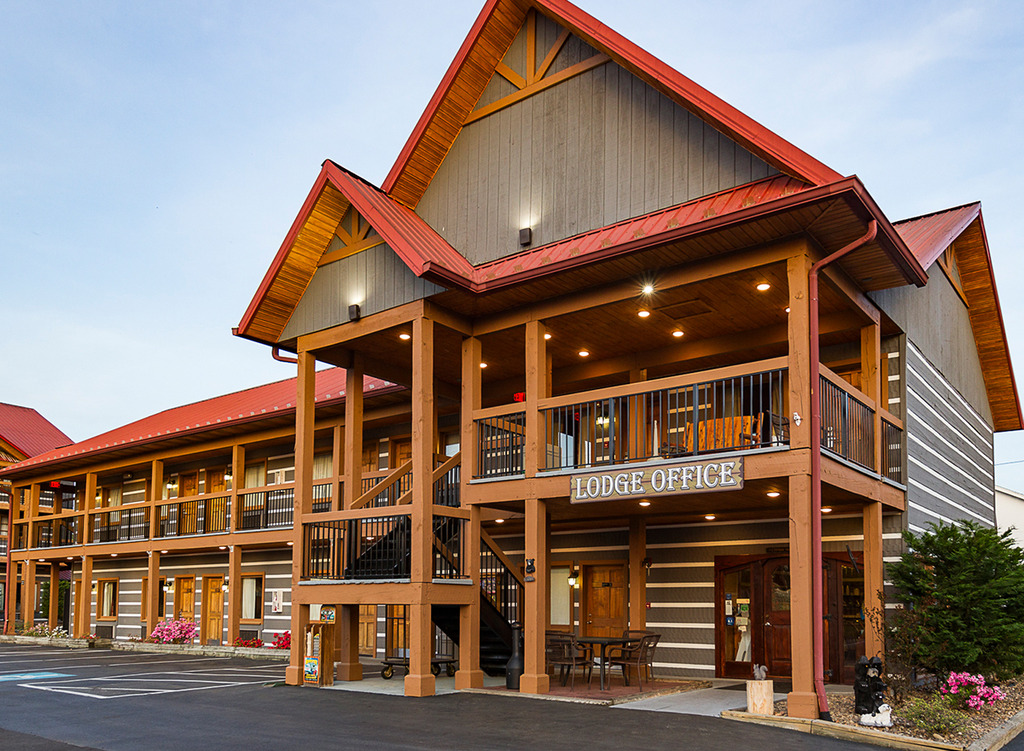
[904,342,995,532]
[281,242,444,341]
[416,58,777,266]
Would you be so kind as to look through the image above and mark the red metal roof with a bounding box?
[892,203,981,269]
[383,0,841,202]
[0,403,71,460]
[2,369,398,476]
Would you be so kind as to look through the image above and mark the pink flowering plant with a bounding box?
[939,672,1006,711]
[147,618,197,645]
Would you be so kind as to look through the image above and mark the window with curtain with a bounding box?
[241,575,263,621]
[99,580,118,619]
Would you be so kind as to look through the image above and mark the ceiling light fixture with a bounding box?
[639,500,651,507]
[756,282,771,292]
[544,332,552,340]
[672,330,684,338]
[399,332,411,341]
[495,518,505,524]
[642,283,655,295]
[578,349,590,357]
[480,362,488,368]
[785,307,791,313]
[637,309,651,318]
[766,491,781,498]
[822,506,833,514]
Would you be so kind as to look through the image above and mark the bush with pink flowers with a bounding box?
[939,672,1006,711]
[270,631,290,650]
[147,618,197,644]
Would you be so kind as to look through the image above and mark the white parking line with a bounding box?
[22,668,284,700]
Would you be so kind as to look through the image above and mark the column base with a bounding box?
[285,666,303,686]
[336,661,363,681]
[454,669,484,690]
[404,673,436,697]
[519,673,550,694]
[787,691,820,719]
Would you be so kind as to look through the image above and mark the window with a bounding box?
[98,580,118,620]
[266,455,295,485]
[141,577,166,623]
[937,245,968,306]
[241,575,264,621]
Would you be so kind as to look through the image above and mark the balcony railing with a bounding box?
[93,507,149,542]
[156,494,229,538]
[35,518,81,548]
[881,418,905,484]
[480,535,523,626]
[432,515,465,579]
[302,513,412,580]
[360,468,413,507]
[474,412,526,479]
[819,373,874,470]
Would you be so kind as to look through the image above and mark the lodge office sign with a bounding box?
[570,458,744,503]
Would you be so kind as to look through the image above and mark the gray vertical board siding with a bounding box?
[869,265,992,425]
[416,52,779,266]
[904,341,995,532]
[280,241,444,342]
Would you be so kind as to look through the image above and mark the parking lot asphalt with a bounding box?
[1,643,994,751]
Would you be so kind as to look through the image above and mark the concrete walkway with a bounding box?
[614,680,782,716]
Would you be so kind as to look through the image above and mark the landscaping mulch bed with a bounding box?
[773,679,1024,746]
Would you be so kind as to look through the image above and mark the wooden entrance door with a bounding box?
[359,605,377,655]
[200,576,224,645]
[763,559,792,676]
[582,564,627,637]
[179,473,199,534]
[174,576,195,621]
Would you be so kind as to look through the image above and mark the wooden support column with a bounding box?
[226,545,241,645]
[285,350,316,687]
[461,336,482,488]
[230,446,245,531]
[629,518,647,631]
[405,601,436,697]
[863,501,884,659]
[787,472,817,718]
[787,253,813,450]
[26,484,40,554]
[149,460,163,541]
[83,473,97,544]
[145,551,161,637]
[524,321,548,477]
[4,561,17,633]
[456,505,484,689]
[23,560,36,628]
[47,565,59,630]
[336,604,363,681]
[520,496,550,694]
[76,555,93,638]
[861,323,882,472]
[343,354,364,510]
[406,316,436,697]
[331,425,343,511]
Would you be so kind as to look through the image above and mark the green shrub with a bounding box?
[899,695,966,735]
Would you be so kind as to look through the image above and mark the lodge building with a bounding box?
[3,0,1019,719]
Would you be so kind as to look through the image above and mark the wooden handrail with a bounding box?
[818,363,876,411]
[432,451,461,482]
[480,529,525,588]
[303,507,412,523]
[879,409,904,430]
[350,459,412,510]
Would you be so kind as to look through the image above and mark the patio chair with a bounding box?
[607,633,660,691]
[545,631,592,689]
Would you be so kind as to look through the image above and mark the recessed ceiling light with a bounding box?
[479,362,488,368]
[286,541,294,546]
[822,506,833,514]
[784,307,791,313]
[704,514,716,521]
[495,518,505,524]
[219,546,226,550]
[161,550,168,554]
[642,283,655,295]
[110,553,117,557]
[544,333,552,340]
[766,491,781,498]
[638,500,651,507]
[637,309,651,318]
[756,282,771,292]
[399,332,411,341]
[672,330,684,338]
[578,349,590,357]
[66,556,74,560]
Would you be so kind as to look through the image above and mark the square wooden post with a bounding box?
[47,565,59,630]
[524,321,548,477]
[520,496,549,694]
[83,474,97,544]
[145,551,161,638]
[861,323,882,472]
[787,252,813,450]
[456,504,484,689]
[4,561,17,633]
[336,604,363,681]
[75,555,93,638]
[331,425,343,511]
[787,472,818,718]
[23,560,36,629]
[149,460,163,541]
[230,446,245,531]
[405,601,436,697]
[343,354,364,510]
[461,336,482,486]
[629,518,647,631]
[863,501,884,659]
[226,546,241,645]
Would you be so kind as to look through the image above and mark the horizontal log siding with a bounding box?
[416,57,777,266]
[88,550,292,642]
[281,241,444,341]
[904,341,996,532]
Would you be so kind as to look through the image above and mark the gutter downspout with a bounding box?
[808,219,877,720]
[272,347,299,365]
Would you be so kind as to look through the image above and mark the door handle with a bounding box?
[764,621,772,627]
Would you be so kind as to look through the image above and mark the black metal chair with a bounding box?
[545,631,592,689]
[608,633,660,691]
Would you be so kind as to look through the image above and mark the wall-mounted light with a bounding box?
[642,557,653,571]
[348,303,361,322]
[519,227,532,246]
[567,568,579,587]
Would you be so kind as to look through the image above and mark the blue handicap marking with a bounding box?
[0,672,72,682]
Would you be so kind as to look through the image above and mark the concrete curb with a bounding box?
[0,635,289,662]
[723,708,1024,751]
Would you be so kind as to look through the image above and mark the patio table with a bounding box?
[576,635,642,690]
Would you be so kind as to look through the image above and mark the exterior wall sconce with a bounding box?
[567,568,579,587]
[519,227,532,246]
[348,303,361,321]
[642,557,653,571]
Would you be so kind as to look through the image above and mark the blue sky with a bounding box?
[3,1,1024,486]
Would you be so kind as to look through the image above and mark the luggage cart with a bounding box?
[379,605,457,679]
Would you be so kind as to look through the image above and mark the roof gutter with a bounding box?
[808,218,878,720]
